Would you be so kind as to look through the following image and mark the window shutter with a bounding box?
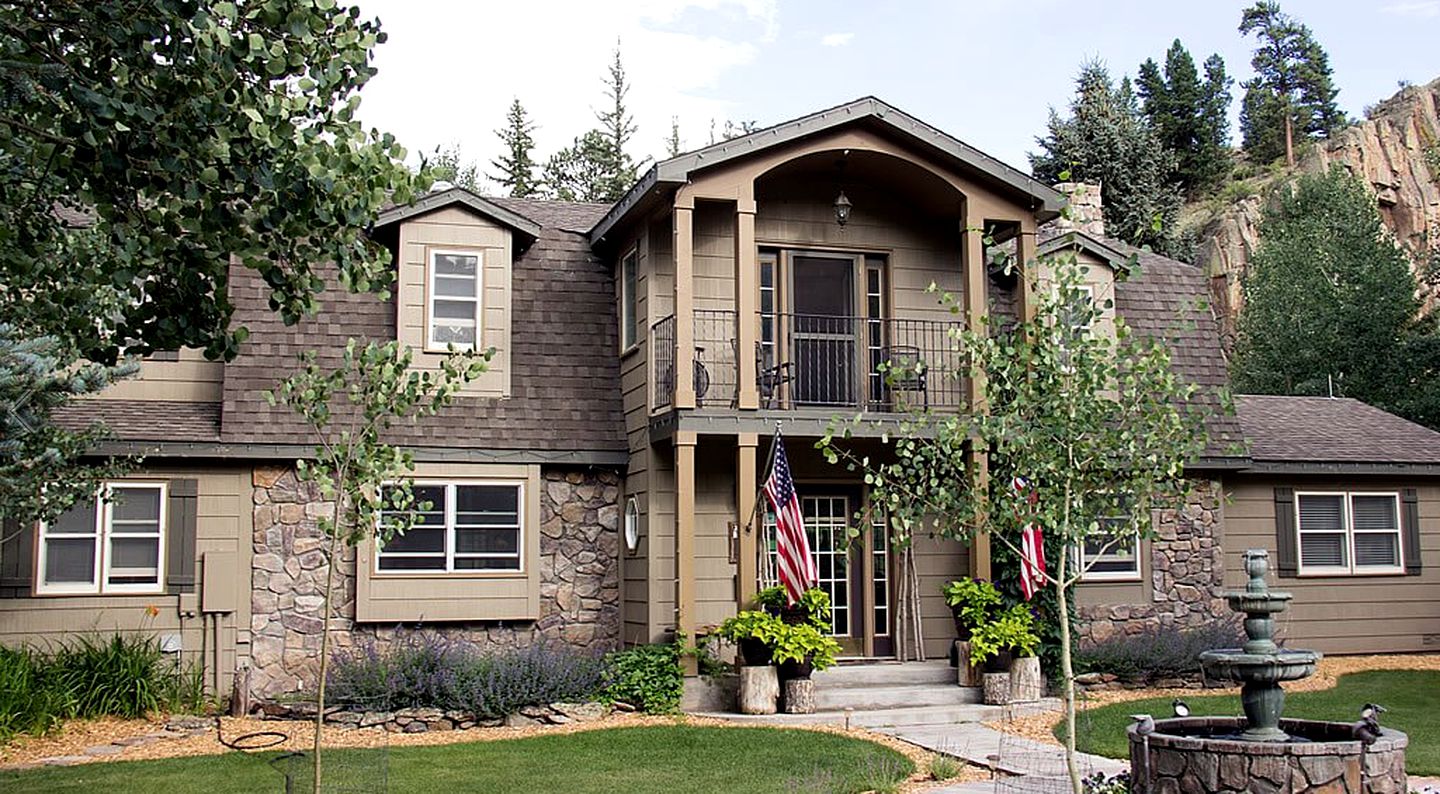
[0,518,35,598]
[1274,487,1298,577]
[1402,488,1422,576]
[166,479,199,594]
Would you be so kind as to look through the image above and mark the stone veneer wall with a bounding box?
[1076,479,1231,646]
[247,465,621,699]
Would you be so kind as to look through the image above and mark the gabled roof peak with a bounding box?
[374,186,542,241]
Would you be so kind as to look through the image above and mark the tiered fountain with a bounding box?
[1128,549,1408,794]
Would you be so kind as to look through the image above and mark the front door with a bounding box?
[790,254,857,406]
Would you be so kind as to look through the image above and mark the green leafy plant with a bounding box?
[929,755,965,782]
[796,588,833,631]
[770,623,842,671]
[716,611,785,645]
[941,578,1002,639]
[968,604,1042,666]
[602,644,683,714]
[753,586,787,611]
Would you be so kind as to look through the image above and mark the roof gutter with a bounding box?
[90,440,628,468]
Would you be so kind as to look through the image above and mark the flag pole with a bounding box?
[742,420,783,535]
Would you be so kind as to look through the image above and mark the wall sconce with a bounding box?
[833,190,852,227]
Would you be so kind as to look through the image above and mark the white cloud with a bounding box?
[1382,1,1439,16]
[820,32,854,47]
[355,0,779,189]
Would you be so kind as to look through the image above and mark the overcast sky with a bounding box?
[354,1,1440,192]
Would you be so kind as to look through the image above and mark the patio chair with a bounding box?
[881,344,927,410]
[756,341,794,410]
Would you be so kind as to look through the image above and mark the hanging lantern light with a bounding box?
[833,190,852,227]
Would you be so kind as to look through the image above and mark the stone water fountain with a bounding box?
[1128,549,1408,794]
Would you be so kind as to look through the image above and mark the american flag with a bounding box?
[1014,476,1048,600]
[765,429,815,604]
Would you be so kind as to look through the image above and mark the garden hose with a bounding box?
[214,714,290,751]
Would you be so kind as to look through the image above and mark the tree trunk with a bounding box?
[782,678,815,714]
[312,532,342,792]
[982,672,1011,705]
[738,665,779,714]
[1057,574,1080,794]
[1284,110,1295,168]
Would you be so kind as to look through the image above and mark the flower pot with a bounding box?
[738,638,773,667]
[1009,655,1043,702]
[950,605,972,640]
[777,605,809,626]
[777,656,814,681]
[982,649,1013,674]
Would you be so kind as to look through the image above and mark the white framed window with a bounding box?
[1296,491,1404,576]
[427,249,483,351]
[376,482,523,573]
[1075,512,1142,582]
[37,483,167,595]
[623,497,641,554]
[620,248,638,351]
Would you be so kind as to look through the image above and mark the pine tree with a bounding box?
[665,116,683,158]
[1137,41,1231,195]
[1232,168,1440,428]
[1238,2,1344,166]
[543,130,613,203]
[594,42,644,202]
[1030,61,1182,254]
[490,98,540,197]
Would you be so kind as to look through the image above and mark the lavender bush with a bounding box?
[1074,619,1245,683]
[326,631,607,716]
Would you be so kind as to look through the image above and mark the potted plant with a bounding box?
[941,578,1002,640]
[771,621,842,681]
[716,610,784,667]
[967,604,1042,703]
[755,586,831,628]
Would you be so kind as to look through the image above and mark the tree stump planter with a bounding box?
[1008,655,1043,702]
[954,640,982,687]
[982,672,1011,705]
[782,678,816,714]
[738,665,780,715]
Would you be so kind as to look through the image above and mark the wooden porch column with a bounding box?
[735,191,759,409]
[675,431,698,674]
[1016,217,1037,323]
[736,432,759,608]
[674,197,697,409]
[962,203,992,582]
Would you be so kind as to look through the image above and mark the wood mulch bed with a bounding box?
[987,653,1440,747]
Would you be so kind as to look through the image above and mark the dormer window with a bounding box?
[428,249,483,351]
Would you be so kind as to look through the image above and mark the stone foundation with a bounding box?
[247,466,621,699]
[258,700,616,733]
[1077,479,1231,646]
[1130,717,1408,794]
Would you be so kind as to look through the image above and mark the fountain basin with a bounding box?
[1128,717,1407,794]
[1200,649,1320,684]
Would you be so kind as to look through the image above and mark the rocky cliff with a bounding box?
[1196,76,1440,342]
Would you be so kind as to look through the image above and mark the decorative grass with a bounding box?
[1060,670,1440,774]
[0,725,915,794]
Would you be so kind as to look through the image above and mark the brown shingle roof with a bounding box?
[487,196,611,234]
[219,216,625,455]
[56,400,221,442]
[1235,394,1440,465]
[1110,244,1246,463]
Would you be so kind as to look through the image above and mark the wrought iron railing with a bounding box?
[652,311,966,412]
[651,314,676,411]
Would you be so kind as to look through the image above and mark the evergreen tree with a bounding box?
[594,43,644,201]
[490,98,540,197]
[1030,61,1182,254]
[543,130,613,203]
[429,144,481,191]
[1238,2,1344,166]
[1136,41,1232,195]
[1232,168,1440,428]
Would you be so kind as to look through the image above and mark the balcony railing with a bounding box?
[652,311,966,412]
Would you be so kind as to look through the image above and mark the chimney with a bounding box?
[1052,182,1104,238]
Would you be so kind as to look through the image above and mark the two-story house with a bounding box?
[3,97,1438,704]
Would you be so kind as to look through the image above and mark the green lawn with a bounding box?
[1060,670,1440,774]
[0,725,914,794]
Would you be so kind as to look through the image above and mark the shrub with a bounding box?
[967,603,1040,665]
[0,634,205,743]
[929,754,964,781]
[601,644,683,714]
[326,632,609,717]
[1074,620,1244,683]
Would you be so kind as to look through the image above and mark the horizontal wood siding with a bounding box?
[1225,475,1440,654]
[355,463,541,622]
[695,443,738,628]
[0,464,252,694]
[397,206,511,397]
[99,348,222,402]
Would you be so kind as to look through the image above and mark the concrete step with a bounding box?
[814,682,981,712]
[812,660,957,688]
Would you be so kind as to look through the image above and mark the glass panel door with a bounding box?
[791,255,857,406]
[803,494,863,655]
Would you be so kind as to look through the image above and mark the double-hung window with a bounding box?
[37,483,166,595]
[1296,492,1404,575]
[1076,512,1141,582]
[376,482,523,573]
[620,248,638,351]
[428,250,483,350]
